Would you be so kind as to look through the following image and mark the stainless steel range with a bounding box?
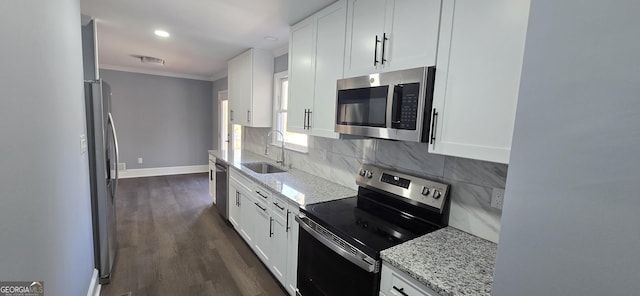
[295,164,450,296]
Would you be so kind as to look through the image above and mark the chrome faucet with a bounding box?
[265,130,285,167]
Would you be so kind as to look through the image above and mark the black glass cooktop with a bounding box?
[301,190,442,259]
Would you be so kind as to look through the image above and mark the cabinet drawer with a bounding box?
[254,184,271,202]
[388,274,427,296]
[270,195,288,219]
[230,168,254,191]
[381,262,439,296]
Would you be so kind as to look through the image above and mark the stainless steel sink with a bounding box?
[242,162,286,174]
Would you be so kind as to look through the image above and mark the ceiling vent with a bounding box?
[134,55,165,65]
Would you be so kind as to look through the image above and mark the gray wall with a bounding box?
[0,0,95,295]
[274,54,288,73]
[212,77,228,149]
[492,0,640,295]
[100,70,213,169]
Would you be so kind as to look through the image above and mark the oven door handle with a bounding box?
[295,214,379,273]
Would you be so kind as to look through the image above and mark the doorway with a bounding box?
[218,90,228,150]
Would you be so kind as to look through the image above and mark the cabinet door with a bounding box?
[239,187,254,246]
[285,207,299,295]
[429,0,530,164]
[228,181,241,230]
[270,214,287,286]
[229,50,253,125]
[208,162,215,200]
[343,0,386,78]
[382,0,441,72]
[252,200,272,264]
[287,17,315,134]
[311,0,347,139]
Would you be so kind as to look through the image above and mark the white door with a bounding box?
[311,0,347,138]
[218,91,229,150]
[382,0,441,71]
[287,17,315,134]
[343,0,386,78]
[430,0,530,164]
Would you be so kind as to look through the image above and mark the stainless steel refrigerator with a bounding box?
[85,80,120,284]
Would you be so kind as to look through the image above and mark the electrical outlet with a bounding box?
[491,188,505,209]
[138,157,143,164]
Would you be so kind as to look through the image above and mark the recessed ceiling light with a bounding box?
[154,30,170,38]
[264,36,278,42]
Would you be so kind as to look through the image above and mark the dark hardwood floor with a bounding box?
[101,173,286,296]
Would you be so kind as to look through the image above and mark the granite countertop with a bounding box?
[380,227,498,296]
[209,149,356,206]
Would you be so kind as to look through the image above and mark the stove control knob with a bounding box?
[421,186,430,195]
[365,171,373,179]
[359,169,366,176]
[433,190,442,199]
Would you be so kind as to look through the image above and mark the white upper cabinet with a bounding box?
[343,0,442,78]
[382,0,441,72]
[429,0,530,164]
[228,48,274,127]
[287,17,315,134]
[287,0,347,139]
[343,0,386,77]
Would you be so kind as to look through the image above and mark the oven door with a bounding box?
[295,214,379,296]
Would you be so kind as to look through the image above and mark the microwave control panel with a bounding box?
[392,83,420,130]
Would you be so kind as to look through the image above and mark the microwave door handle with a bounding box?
[391,85,403,125]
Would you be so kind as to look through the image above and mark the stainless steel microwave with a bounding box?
[335,66,436,142]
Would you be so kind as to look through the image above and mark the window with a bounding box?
[273,71,308,152]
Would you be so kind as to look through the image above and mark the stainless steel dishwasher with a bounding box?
[214,160,229,219]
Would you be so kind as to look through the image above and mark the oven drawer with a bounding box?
[380,262,440,296]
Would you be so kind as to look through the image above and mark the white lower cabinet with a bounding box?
[238,184,255,247]
[253,199,272,263]
[227,179,241,230]
[285,206,300,295]
[208,159,215,201]
[227,168,300,295]
[380,262,440,296]
[270,212,288,284]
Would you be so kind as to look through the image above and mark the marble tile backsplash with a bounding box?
[242,127,507,243]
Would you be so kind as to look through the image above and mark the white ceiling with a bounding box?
[80,0,335,80]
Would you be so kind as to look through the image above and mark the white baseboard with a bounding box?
[119,165,208,179]
[86,269,101,296]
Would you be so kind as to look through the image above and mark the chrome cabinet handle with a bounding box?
[273,202,284,210]
[269,217,274,237]
[306,109,312,129]
[247,110,250,123]
[374,35,381,66]
[256,191,268,199]
[393,286,409,296]
[430,108,438,145]
[381,33,388,65]
[255,202,267,211]
[286,209,291,232]
[230,110,234,121]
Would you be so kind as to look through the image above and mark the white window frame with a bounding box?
[272,71,308,153]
